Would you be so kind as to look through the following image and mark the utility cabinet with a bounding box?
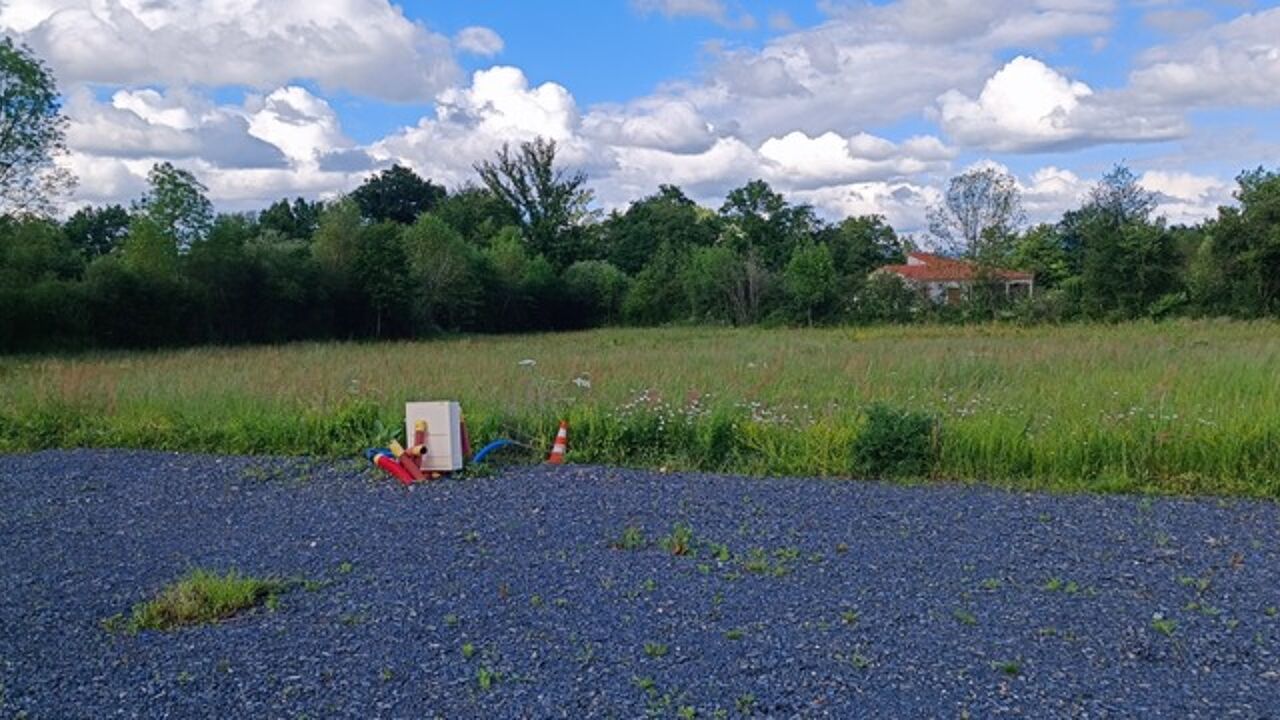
[404,401,464,471]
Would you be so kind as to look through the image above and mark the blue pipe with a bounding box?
[471,439,517,464]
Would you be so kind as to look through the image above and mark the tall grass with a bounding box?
[3,320,1279,497]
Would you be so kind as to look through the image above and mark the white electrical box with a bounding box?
[404,401,464,471]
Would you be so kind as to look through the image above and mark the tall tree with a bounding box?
[0,37,75,216]
[135,162,213,250]
[603,184,717,274]
[719,179,818,271]
[928,167,1025,263]
[475,137,594,268]
[258,197,323,240]
[63,204,130,258]
[351,164,445,225]
[824,214,905,278]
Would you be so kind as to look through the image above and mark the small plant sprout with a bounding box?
[678,706,696,720]
[980,578,1002,590]
[476,666,498,691]
[724,628,745,640]
[736,694,756,714]
[461,642,475,659]
[663,523,694,556]
[841,610,860,626]
[1151,614,1177,636]
[613,525,647,551]
[953,609,978,626]
[1042,577,1064,592]
[644,641,669,658]
[993,660,1021,676]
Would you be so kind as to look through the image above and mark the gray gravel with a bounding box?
[2,449,1279,718]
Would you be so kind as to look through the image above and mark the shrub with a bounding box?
[851,403,938,478]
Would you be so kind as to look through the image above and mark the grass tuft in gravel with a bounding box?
[112,568,286,633]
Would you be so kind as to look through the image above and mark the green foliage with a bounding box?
[782,241,838,324]
[849,272,920,323]
[62,204,130,258]
[402,213,482,332]
[0,36,74,215]
[121,568,285,633]
[351,164,445,224]
[604,185,716,274]
[662,523,694,556]
[613,524,647,550]
[851,404,937,478]
[135,162,214,249]
[563,259,629,327]
[719,179,819,270]
[476,137,594,269]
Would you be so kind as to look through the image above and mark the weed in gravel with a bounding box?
[379,668,394,682]
[443,613,460,627]
[841,610,860,626]
[1151,615,1177,636]
[530,594,543,608]
[708,542,731,563]
[736,694,756,714]
[992,660,1021,676]
[953,609,978,626]
[461,643,476,659]
[835,542,849,554]
[724,628,745,640]
[851,652,872,670]
[476,666,498,691]
[644,642,669,658]
[633,676,656,692]
[678,706,696,719]
[613,525,647,550]
[337,562,354,575]
[1266,606,1278,617]
[462,530,479,544]
[980,578,1002,590]
[119,569,285,633]
[663,523,694,556]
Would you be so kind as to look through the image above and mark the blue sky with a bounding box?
[3,0,1278,230]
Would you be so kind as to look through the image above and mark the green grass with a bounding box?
[4,321,1280,496]
[108,568,285,633]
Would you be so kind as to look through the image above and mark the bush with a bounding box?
[563,260,630,327]
[851,404,937,478]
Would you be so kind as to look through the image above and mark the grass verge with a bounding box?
[4,321,1280,497]
[104,568,286,633]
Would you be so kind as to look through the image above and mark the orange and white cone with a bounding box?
[547,420,569,465]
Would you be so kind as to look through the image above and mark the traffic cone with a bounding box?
[546,420,569,465]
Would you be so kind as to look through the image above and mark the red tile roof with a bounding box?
[879,252,1033,282]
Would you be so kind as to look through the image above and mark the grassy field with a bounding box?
[3,321,1279,497]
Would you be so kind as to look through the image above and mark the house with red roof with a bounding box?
[877,252,1034,305]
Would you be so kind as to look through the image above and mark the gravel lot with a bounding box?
[2,450,1279,718]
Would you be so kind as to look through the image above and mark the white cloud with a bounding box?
[1,0,460,101]
[936,56,1185,151]
[583,99,717,154]
[64,87,289,169]
[1130,7,1280,107]
[455,26,504,56]
[1140,170,1234,225]
[758,131,953,188]
[631,0,755,29]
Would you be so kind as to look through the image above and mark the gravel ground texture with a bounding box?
[2,450,1279,719]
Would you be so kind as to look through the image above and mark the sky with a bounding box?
[3,0,1279,233]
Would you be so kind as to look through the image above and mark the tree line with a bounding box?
[2,38,1279,352]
